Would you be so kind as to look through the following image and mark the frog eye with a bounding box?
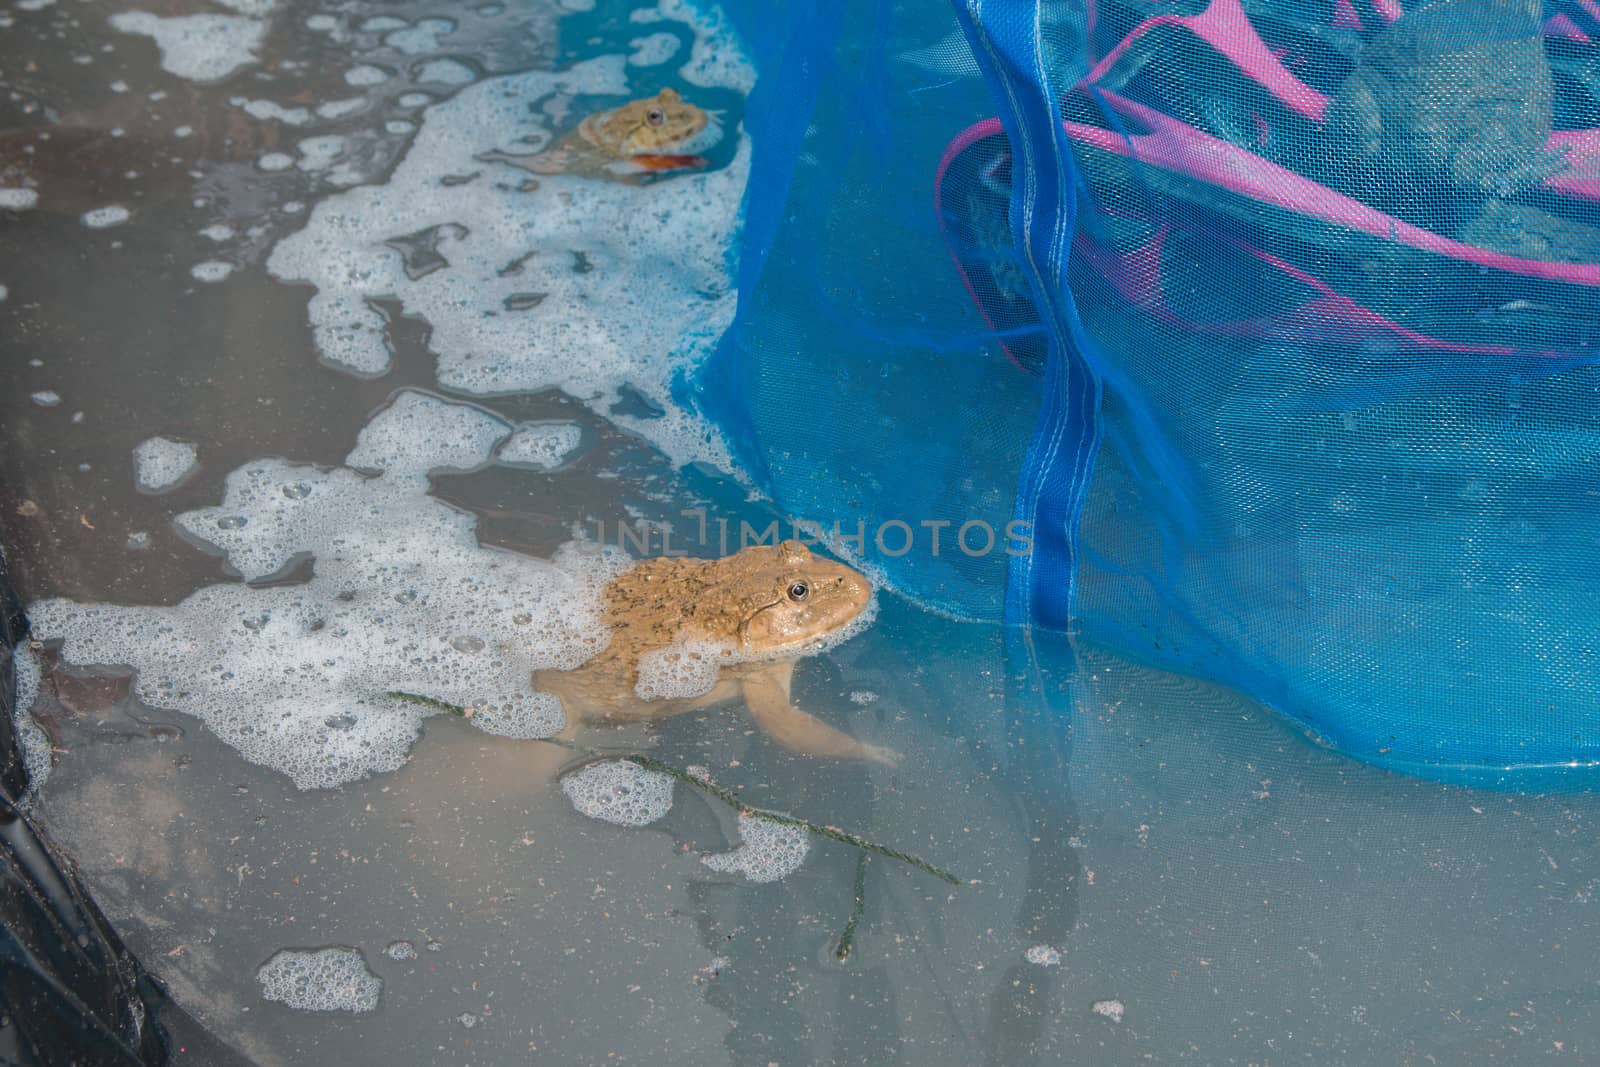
[787,581,809,602]
[646,107,666,126]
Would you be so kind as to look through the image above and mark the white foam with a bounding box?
[0,188,38,210]
[256,948,381,1013]
[232,97,311,125]
[295,134,346,172]
[360,15,407,31]
[30,390,60,407]
[383,940,417,960]
[496,421,583,470]
[415,58,475,85]
[701,813,810,883]
[1024,944,1062,967]
[634,638,728,702]
[384,17,453,56]
[16,0,54,10]
[316,97,366,119]
[30,393,618,789]
[631,0,755,91]
[81,205,130,229]
[12,641,49,805]
[210,0,276,17]
[191,260,234,283]
[200,223,235,241]
[385,120,415,135]
[395,91,432,108]
[343,63,388,86]
[265,52,751,470]
[257,152,294,171]
[467,688,566,739]
[345,388,508,475]
[848,690,878,705]
[1091,999,1125,1023]
[315,162,355,187]
[561,759,675,827]
[109,12,265,83]
[627,32,679,66]
[132,436,199,492]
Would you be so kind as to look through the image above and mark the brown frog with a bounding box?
[1329,0,1555,197]
[537,541,896,764]
[483,88,720,180]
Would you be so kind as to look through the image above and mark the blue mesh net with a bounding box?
[703,0,1600,787]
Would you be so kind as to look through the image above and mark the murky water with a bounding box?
[6,0,1600,1063]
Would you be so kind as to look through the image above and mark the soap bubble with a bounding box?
[701,813,810,883]
[562,760,674,827]
[256,947,381,1013]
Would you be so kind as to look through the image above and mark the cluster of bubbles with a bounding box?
[264,34,754,470]
[495,422,585,471]
[132,436,200,494]
[343,389,510,479]
[109,10,266,83]
[701,813,810,883]
[30,392,624,789]
[382,940,417,961]
[255,947,382,1014]
[10,642,47,804]
[560,759,675,828]
[1023,944,1062,967]
[633,639,732,701]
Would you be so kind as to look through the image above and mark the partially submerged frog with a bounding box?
[1329,0,1555,198]
[483,88,721,180]
[537,540,896,764]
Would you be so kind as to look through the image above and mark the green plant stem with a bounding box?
[385,690,960,886]
[835,852,869,961]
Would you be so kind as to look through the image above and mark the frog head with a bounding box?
[711,541,873,655]
[580,87,717,158]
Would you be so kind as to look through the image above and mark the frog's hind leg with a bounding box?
[477,147,570,175]
[739,662,899,766]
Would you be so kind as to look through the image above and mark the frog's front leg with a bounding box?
[738,661,899,766]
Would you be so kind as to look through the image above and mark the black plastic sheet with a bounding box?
[0,548,247,1066]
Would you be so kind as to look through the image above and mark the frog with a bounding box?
[1328,0,1557,199]
[481,87,722,181]
[536,540,897,765]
